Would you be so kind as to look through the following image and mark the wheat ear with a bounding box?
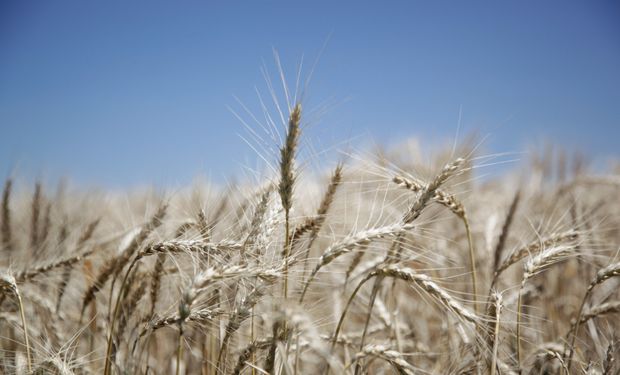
[352,158,467,366]
[493,230,579,283]
[18,247,97,282]
[299,222,413,302]
[402,157,464,224]
[243,187,272,252]
[299,163,343,275]
[493,190,521,272]
[279,103,301,300]
[333,265,478,349]
[517,244,578,369]
[393,166,478,313]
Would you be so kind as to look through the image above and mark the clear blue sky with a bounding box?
[1,1,619,187]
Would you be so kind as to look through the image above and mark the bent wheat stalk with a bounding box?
[333,265,478,349]
[566,261,620,371]
[299,222,414,302]
[393,173,478,313]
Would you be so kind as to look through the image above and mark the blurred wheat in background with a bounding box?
[0,91,619,374]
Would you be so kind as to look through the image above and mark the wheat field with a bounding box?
[0,103,619,374]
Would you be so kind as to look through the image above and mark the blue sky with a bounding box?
[1,1,619,187]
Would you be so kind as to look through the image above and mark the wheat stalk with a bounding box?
[494,230,579,281]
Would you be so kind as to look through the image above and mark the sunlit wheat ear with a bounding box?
[297,162,343,252]
[290,218,315,248]
[516,244,579,369]
[297,164,343,295]
[1,178,13,253]
[0,272,31,372]
[393,166,478,314]
[351,157,469,364]
[17,247,96,282]
[493,229,579,281]
[140,239,243,258]
[279,103,301,300]
[299,222,414,302]
[347,344,416,374]
[567,261,620,370]
[242,187,272,253]
[402,157,464,224]
[393,175,465,218]
[333,265,479,350]
[377,265,479,323]
[522,244,578,283]
[141,308,221,335]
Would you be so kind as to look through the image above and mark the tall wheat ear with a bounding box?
[279,103,301,300]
